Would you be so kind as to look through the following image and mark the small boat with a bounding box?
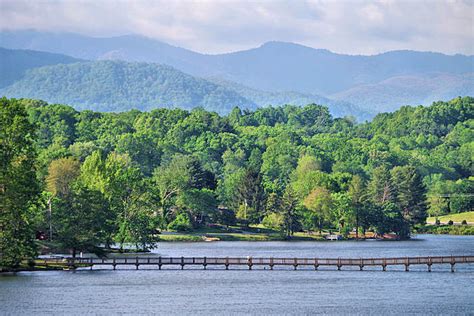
[324,234,343,241]
[202,236,220,242]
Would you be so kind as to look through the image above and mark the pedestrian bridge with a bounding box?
[41,255,474,272]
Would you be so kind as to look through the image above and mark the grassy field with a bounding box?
[158,224,326,242]
[426,211,474,224]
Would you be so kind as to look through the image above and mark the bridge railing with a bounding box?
[39,255,474,266]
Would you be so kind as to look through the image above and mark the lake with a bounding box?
[1,234,473,315]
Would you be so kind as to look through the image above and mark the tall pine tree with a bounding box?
[391,166,428,225]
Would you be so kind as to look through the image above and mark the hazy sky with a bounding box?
[1,0,473,55]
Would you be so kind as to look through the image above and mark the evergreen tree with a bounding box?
[368,165,394,205]
[391,166,428,225]
[280,187,300,237]
[235,167,265,224]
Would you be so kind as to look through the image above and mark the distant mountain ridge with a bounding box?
[0,47,369,119]
[0,60,257,114]
[1,30,473,116]
[0,46,82,88]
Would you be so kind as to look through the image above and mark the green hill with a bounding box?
[0,60,257,114]
[0,47,82,88]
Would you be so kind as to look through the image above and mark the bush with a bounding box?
[461,220,468,225]
[167,213,193,232]
[262,213,284,231]
[448,220,454,226]
[435,218,440,226]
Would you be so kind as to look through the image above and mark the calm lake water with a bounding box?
[1,234,473,315]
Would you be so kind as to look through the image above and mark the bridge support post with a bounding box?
[359,265,364,271]
[181,256,184,270]
[337,265,341,271]
[225,257,229,270]
[269,257,274,270]
[113,264,116,271]
[158,256,162,270]
[427,264,432,272]
[204,256,207,270]
[382,265,386,272]
[314,264,319,271]
[451,263,455,273]
[405,264,409,272]
[135,257,139,270]
[247,257,252,270]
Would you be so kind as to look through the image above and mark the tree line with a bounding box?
[1,96,472,270]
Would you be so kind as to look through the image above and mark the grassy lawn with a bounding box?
[158,224,327,242]
[426,211,474,224]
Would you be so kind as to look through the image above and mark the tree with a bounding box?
[152,154,193,223]
[81,151,144,247]
[167,213,193,232]
[54,184,110,258]
[235,167,265,224]
[303,187,333,233]
[0,98,40,270]
[280,187,300,237]
[177,188,217,225]
[45,157,81,240]
[331,192,353,234]
[391,166,428,225]
[368,165,394,205]
[348,175,366,239]
[117,189,160,251]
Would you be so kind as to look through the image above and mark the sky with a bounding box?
[0,0,473,55]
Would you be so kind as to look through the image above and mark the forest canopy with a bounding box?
[1,96,473,266]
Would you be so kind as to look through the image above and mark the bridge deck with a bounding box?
[40,255,474,272]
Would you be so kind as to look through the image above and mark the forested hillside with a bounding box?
[2,31,472,115]
[1,96,472,259]
[0,47,81,88]
[0,56,367,118]
[1,60,257,113]
[331,73,474,112]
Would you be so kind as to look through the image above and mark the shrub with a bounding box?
[435,218,440,226]
[447,220,454,226]
[461,220,468,225]
[262,213,284,231]
[167,213,193,232]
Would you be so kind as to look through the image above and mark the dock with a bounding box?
[39,255,474,272]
